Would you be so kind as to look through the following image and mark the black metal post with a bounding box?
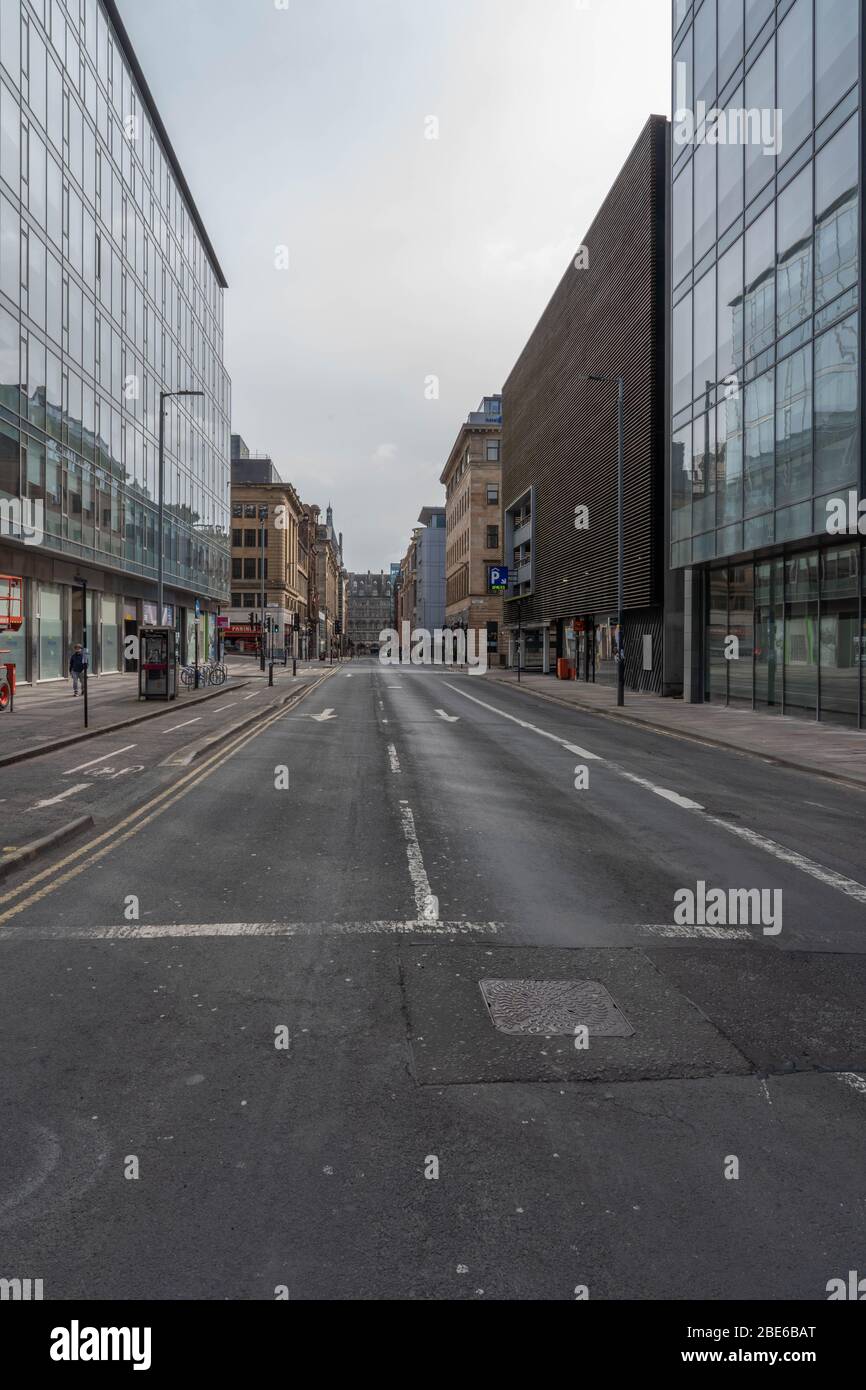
[260,509,267,672]
[616,374,625,708]
[194,610,200,689]
[80,577,89,728]
[517,598,522,684]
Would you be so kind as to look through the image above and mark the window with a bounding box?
[776,167,812,334]
[231,593,242,607]
[231,502,243,518]
[486,485,499,505]
[244,503,256,518]
[232,528,242,546]
[485,439,500,462]
[672,161,692,287]
[693,141,716,265]
[816,0,859,123]
[486,526,499,550]
[694,0,716,105]
[746,0,773,46]
[744,42,775,203]
[232,558,242,579]
[243,528,257,547]
[744,206,774,360]
[775,345,811,505]
[744,369,774,516]
[718,0,744,86]
[693,269,715,403]
[671,423,692,538]
[815,115,858,309]
[672,292,692,413]
[777,0,812,159]
[243,557,256,580]
[814,312,858,494]
[717,85,744,234]
[717,237,743,384]
[716,392,744,525]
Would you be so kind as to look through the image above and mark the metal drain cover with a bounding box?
[479,979,634,1038]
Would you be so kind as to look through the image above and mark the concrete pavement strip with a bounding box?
[0,669,337,880]
[0,680,252,771]
[0,813,95,883]
[484,673,866,794]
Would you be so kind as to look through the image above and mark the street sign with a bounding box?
[489,566,509,592]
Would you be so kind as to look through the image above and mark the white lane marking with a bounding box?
[435,709,460,723]
[399,800,438,923]
[64,745,136,775]
[211,702,239,714]
[642,923,754,940]
[617,770,704,811]
[243,694,259,701]
[705,816,866,905]
[387,744,401,774]
[448,682,866,909]
[36,920,502,940]
[310,709,337,723]
[29,784,90,810]
[442,682,601,760]
[387,686,403,690]
[163,718,202,732]
[838,1074,866,1097]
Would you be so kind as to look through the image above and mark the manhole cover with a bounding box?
[479,979,634,1037]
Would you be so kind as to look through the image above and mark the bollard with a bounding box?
[269,662,274,688]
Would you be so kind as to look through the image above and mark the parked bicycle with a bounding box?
[179,662,228,689]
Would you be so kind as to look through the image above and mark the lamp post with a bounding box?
[585,373,626,708]
[158,388,205,626]
[259,504,268,672]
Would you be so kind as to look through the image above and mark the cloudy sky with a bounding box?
[116,0,671,571]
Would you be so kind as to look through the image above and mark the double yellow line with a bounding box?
[0,673,331,930]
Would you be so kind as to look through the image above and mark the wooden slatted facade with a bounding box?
[501,116,668,682]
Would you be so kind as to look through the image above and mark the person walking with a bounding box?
[69,644,87,696]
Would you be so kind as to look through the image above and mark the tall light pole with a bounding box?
[586,373,626,707]
[158,389,205,623]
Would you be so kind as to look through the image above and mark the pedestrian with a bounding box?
[69,643,87,696]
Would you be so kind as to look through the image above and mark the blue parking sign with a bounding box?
[489,566,509,592]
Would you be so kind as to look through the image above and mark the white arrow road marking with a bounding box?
[30,784,90,809]
[64,745,136,775]
[310,709,337,722]
[435,709,460,723]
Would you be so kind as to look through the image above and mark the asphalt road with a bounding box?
[0,659,864,1300]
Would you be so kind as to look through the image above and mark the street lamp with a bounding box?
[584,373,626,708]
[158,389,205,622]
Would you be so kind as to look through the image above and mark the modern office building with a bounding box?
[670,0,863,725]
[502,116,668,687]
[441,396,504,665]
[0,0,230,684]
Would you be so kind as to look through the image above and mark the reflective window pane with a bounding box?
[744,42,776,202]
[716,392,744,524]
[717,84,744,232]
[672,291,692,414]
[719,0,744,86]
[744,205,775,359]
[815,115,858,309]
[672,161,693,287]
[694,0,717,104]
[814,312,858,493]
[777,0,812,159]
[776,167,812,334]
[775,344,812,505]
[744,369,774,516]
[816,0,859,123]
[717,237,744,384]
[693,140,716,263]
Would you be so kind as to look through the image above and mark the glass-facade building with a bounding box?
[0,0,230,683]
[670,0,864,725]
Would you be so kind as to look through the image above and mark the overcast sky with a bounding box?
[116,0,671,571]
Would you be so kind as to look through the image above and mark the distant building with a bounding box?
[347,572,393,653]
[230,436,281,487]
[412,508,446,632]
[227,472,305,657]
[441,396,504,664]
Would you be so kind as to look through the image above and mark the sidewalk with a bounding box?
[0,670,249,765]
[484,669,866,790]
